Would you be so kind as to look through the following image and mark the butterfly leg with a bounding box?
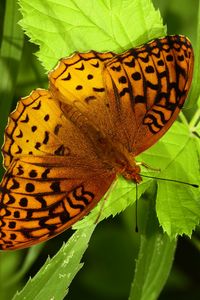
[136,161,161,172]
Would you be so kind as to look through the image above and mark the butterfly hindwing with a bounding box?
[0,155,115,250]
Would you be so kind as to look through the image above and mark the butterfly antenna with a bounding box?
[140,174,199,188]
[135,183,139,233]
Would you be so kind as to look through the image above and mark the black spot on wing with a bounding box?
[32,101,41,110]
[43,131,49,145]
[20,114,29,123]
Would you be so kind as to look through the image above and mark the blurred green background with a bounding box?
[0,1,200,299]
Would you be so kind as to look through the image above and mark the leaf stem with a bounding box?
[189,95,200,130]
[187,0,200,108]
[179,111,189,126]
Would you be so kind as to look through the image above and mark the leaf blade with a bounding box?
[19,0,166,70]
[12,225,96,300]
[129,194,176,300]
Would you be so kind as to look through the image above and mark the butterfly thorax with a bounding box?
[95,136,142,184]
[49,96,141,184]
[114,155,142,184]
[120,164,142,184]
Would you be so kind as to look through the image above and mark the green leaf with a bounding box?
[12,225,96,300]
[73,176,152,229]
[75,121,200,237]
[6,243,44,287]
[129,190,177,300]
[140,121,200,237]
[188,1,200,109]
[19,0,166,70]
[188,94,200,134]
[0,251,24,300]
[195,124,200,137]
[0,0,24,171]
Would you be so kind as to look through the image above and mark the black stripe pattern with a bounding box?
[105,35,193,134]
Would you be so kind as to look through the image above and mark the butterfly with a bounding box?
[0,35,194,250]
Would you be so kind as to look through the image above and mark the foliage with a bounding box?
[0,0,199,300]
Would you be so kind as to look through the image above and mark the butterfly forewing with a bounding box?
[49,35,193,155]
[104,35,194,155]
[2,89,106,169]
[49,51,121,146]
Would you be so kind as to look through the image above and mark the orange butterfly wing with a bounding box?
[2,89,108,169]
[0,35,194,250]
[49,35,193,156]
[0,90,115,250]
[0,156,114,250]
[104,35,194,155]
[49,51,122,149]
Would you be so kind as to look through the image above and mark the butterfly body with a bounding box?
[0,35,194,250]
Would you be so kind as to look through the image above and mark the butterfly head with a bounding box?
[120,163,142,184]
